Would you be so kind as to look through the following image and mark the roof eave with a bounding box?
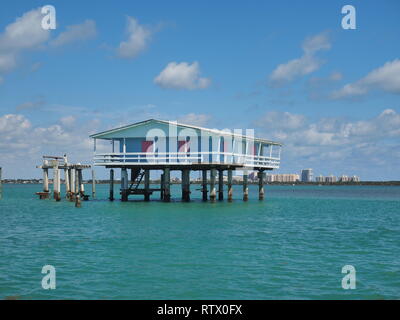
[89,119,283,146]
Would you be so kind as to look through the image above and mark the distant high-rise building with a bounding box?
[314,174,360,183]
[266,174,299,183]
[325,175,337,183]
[301,169,313,182]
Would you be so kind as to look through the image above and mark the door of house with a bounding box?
[178,140,190,153]
[178,139,190,162]
[141,141,153,163]
[141,140,154,152]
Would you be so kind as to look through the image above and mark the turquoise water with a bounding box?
[0,184,399,299]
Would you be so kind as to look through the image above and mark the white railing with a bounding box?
[94,151,280,168]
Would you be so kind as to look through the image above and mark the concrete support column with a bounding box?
[121,168,128,201]
[53,167,61,201]
[258,171,265,200]
[182,169,190,202]
[210,169,217,202]
[78,169,84,197]
[70,168,75,200]
[144,170,150,201]
[64,168,70,199]
[109,169,114,201]
[243,171,249,201]
[163,168,171,202]
[227,169,233,202]
[201,170,208,201]
[52,168,57,199]
[43,168,49,193]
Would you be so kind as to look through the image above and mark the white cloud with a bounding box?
[0,8,96,83]
[60,115,76,127]
[307,71,343,100]
[154,61,211,90]
[256,109,400,147]
[15,97,46,111]
[117,17,152,59]
[0,8,49,78]
[51,20,97,47]
[329,71,342,81]
[0,113,103,177]
[30,61,42,72]
[269,32,331,86]
[270,55,322,85]
[332,59,400,99]
[0,52,17,73]
[177,113,212,127]
[254,111,306,131]
[253,109,400,178]
[302,32,331,54]
[0,8,50,51]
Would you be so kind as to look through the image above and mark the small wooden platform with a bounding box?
[35,192,50,199]
[122,188,160,195]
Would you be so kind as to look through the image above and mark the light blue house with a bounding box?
[90,119,281,169]
[90,119,281,202]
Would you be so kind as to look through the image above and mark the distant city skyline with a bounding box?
[0,1,399,180]
[266,170,361,183]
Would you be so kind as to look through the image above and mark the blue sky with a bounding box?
[0,0,399,179]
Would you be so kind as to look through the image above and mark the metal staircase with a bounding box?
[128,169,145,192]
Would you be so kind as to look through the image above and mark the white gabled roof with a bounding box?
[90,119,282,146]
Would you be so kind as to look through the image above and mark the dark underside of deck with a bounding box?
[103,163,274,171]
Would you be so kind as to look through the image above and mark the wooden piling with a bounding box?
[218,169,224,201]
[227,169,233,202]
[258,171,265,200]
[91,169,96,199]
[243,171,249,201]
[201,169,208,201]
[109,169,114,201]
[163,168,171,202]
[121,168,128,201]
[144,169,150,201]
[160,173,164,200]
[182,169,190,202]
[210,169,216,202]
